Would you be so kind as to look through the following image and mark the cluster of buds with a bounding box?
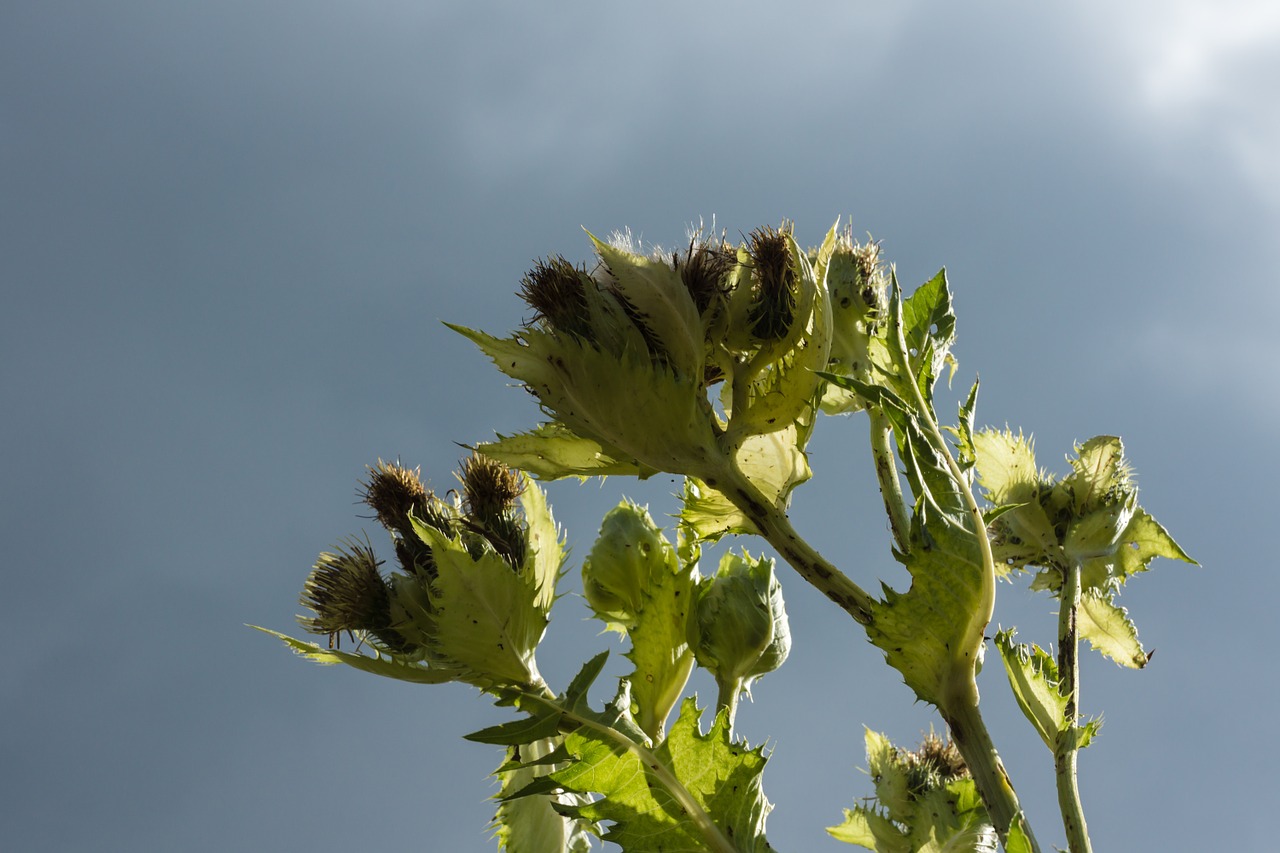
[454,223,862,498]
[830,728,993,850]
[298,454,562,690]
[974,432,1143,591]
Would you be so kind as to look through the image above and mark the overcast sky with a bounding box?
[3,2,1277,851]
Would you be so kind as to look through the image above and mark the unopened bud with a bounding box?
[689,551,790,690]
[581,501,676,630]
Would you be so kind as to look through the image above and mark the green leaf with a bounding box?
[251,626,456,684]
[465,712,563,746]
[899,268,957,400]
[869,532,986,709]
[476,422,655,480]
[680,424,812,541]
[450,323,725,482]
[1077,590,1150,669]
[1113,507,1198,581]
[949,377,979,471]
[588,231,706,379]
[993,629,1067,752]
[491,737,594,853]
[517,473,567,614]
[625,581,697,744]
[553,697,775,853]
[410,522,548,687]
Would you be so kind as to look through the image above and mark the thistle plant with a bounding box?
[257,219,1194,852]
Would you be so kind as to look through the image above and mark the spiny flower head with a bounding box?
[298,537,399,649]
[519,255,593,340]
[747,224,797,341]
[898,730,970,796]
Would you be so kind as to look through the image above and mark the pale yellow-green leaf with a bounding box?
[624,553,697,743]
[994,629,1066,752]
[251,626,456,684]
[451,323,724,481]
[413,524,548,687]
[972,429,1044,506]
[517,474,564,613]
[1062,435,1129,514]
[680,424,811,540]
[1077,590,1149,669]
[588,231,705,379]
[476,422,654,480]
[1115,507,1198,580]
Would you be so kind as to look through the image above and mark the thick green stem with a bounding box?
[943,694,1042,853]
[1055,560,1093,853]
[716,464,874,625]
[883,277,1037,851]
[868,407,911,553]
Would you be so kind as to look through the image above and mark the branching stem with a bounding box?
[717,463,874,625]
[868,406,911,553]
[884,277,1040,852]
[1056,559,1093,853]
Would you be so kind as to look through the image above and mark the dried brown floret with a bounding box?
[518,255,592,338]
[747,224,797,340]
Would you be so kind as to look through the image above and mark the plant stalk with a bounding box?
[942,694,1042,853]
[883,276,1038,851]
[1055,559,1093,853]
[868,406,911,553]
[715,675,743,734]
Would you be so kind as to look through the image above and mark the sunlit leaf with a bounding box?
[1078,590,1149,669]
[251,626,456,684]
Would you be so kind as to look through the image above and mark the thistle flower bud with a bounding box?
[747,225,797,342]
[459,452,524,522]
[677,237,735,318]
[362,459,429,534]
[689,551,790,692]
[519,255,593,339]
[581,501,677,630]
[457,452,528,570]
[362,459,453,578]
[899,730,970,796]
[299,537,403,650]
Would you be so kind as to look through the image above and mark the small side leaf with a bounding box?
[1077,591,1149,669]
[251,626,457,684]
[476,422,655,480]
[994,629,1067,752]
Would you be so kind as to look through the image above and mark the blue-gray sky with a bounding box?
[3,2,1276,850]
